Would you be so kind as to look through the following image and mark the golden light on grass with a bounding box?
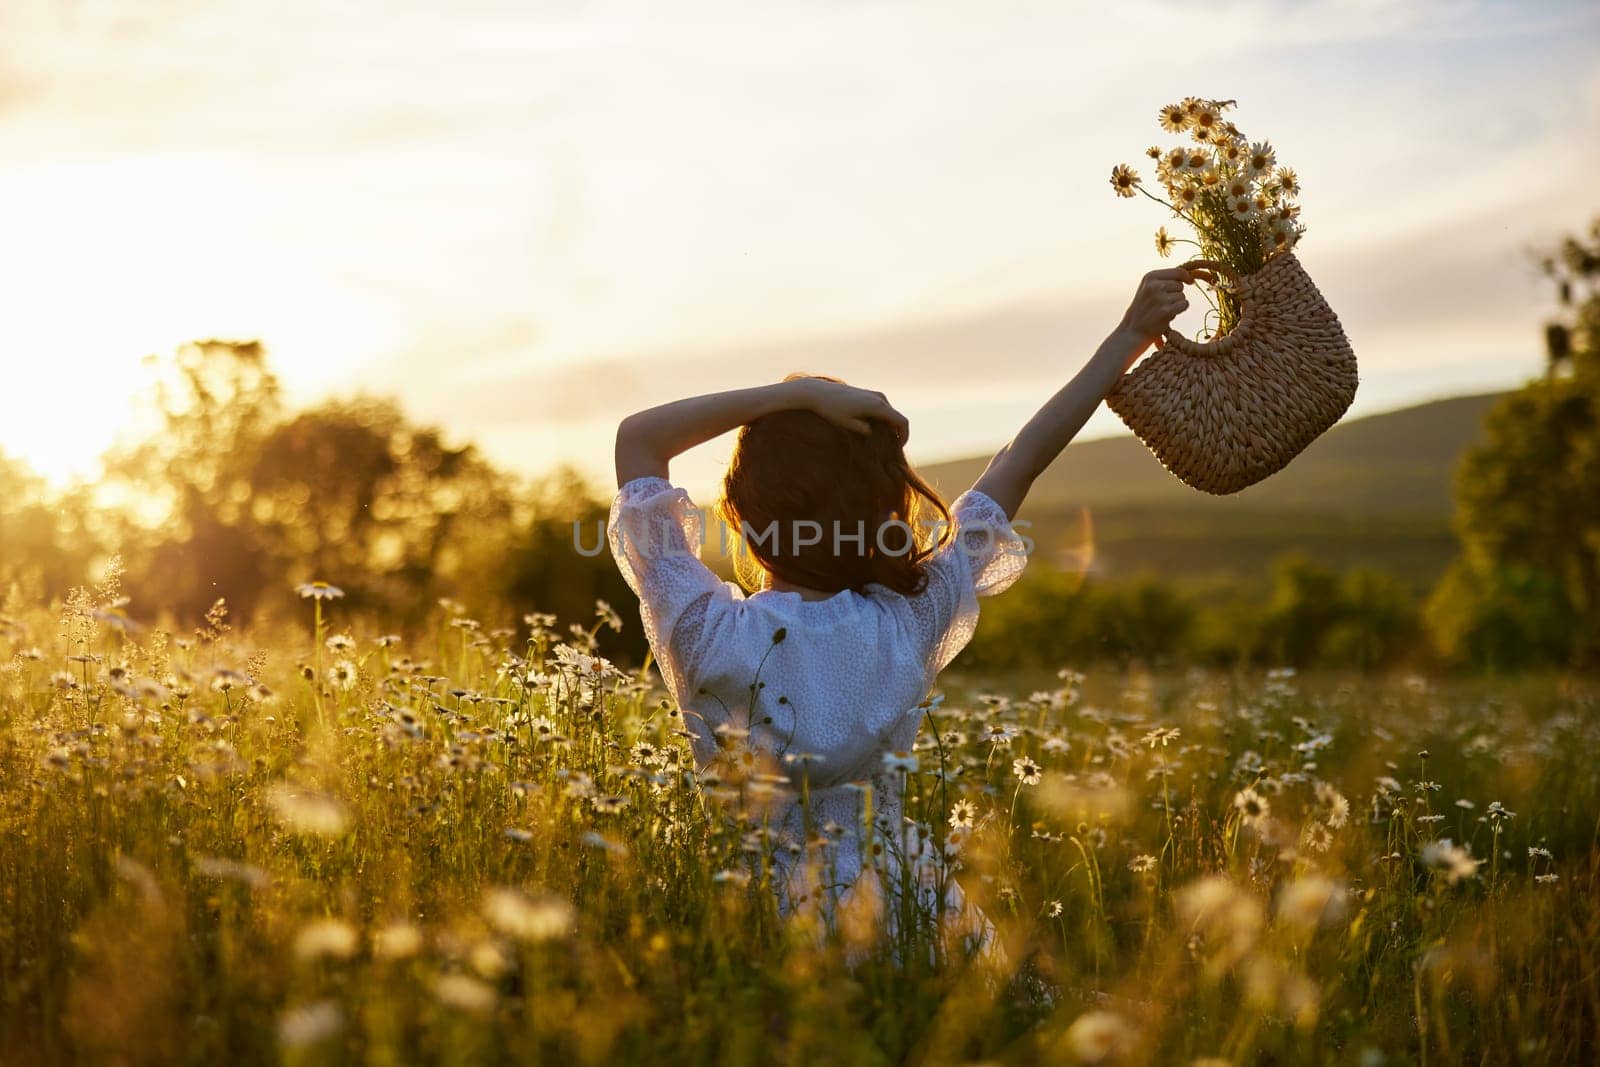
[0,583,1594,1060]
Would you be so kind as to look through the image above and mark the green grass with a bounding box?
[1,582,1595,1065]
[922,392,1502,586]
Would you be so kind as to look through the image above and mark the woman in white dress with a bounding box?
[607,267,1199,949]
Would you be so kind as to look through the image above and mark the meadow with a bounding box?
[1,573,1595,1065]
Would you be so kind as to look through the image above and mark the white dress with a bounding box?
[607,476,1027,931]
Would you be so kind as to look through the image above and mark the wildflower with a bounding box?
[1245,140,1275,177]
[1304,822,1334,852]
[1267,218,1303,253]
[1060,1009,1135,1064]
[1276,875,1347,933]
[981,722,1017,746]
[1150,225,1175,257]
[1535,873,1560,884]
[325,633,355,653]
[210,668,247,693]
[1141,726,1180,749]
[434,974,498,1015]
[296,581,344,600]
[278,1000,343,1048]
[1128,854,1158,873]
[483,887,575,943]
[294,918,359,961]
[883,750,919,774]
[325,660,357,690]
[1315,782,1350,828]
[1109,164,1140,198]
[591,795,629,815]
[1233,787,1270,826]
[1177,875,1263,974]
[1044,899,1064,918]
[1217,139,1247,167]
[267,785,351,837]
[1528,846,1553,860]
[713,723,751,744]
[372,922,424,960]
[1013,756,1042,786]
[581,831,628,856]
[468,940,510,980]
[949,798,977,830]
[1276,166,1300,197]
[712,869,752,888]
[1420,839,1480,885]
[1189,101,1222,138]
[194,856,271,890]
[595,599,624,631]
[1485,800,1516,824]
[375,634,402,647]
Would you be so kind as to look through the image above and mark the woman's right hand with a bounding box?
[1117,266,1203,354]
[792,377,910,443]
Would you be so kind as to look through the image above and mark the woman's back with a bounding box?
[608,475,1026,912]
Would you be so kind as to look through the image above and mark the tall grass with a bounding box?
[1,576,1595,1064]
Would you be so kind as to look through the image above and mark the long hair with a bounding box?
[718,375,951,596]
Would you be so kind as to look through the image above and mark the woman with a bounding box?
[607,267,1197,941]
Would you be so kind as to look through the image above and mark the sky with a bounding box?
[2,0,1597,498]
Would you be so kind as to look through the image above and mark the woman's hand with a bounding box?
[794,378,910,443]
[1117,266,1208,359]
[615,377,910,486]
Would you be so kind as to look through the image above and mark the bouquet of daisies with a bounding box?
[1109,96,1305,339]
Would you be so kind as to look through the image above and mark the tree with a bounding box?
[1427,217,1600,669]
[100,341,524,627]
[1259,555,1419,670]
[0,449,101,604]
[100,340,283,621]
[248,396,517,622]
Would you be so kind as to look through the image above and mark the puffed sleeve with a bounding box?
[907,489,1029,679]
[607,476,737,700]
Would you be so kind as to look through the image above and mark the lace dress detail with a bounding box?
[608,476,1027,926]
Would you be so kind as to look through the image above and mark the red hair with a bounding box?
[718,375,951,596]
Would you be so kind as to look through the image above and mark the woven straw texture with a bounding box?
[1106,252,1357,495]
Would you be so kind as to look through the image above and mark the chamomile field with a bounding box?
[0,577,1595,1066]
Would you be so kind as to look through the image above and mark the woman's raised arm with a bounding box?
[971,267,1200,518]
[615,377,909,487]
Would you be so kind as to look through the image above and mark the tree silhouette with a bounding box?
[1428,217,1600,669]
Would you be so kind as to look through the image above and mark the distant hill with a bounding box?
[921,392,1503,587]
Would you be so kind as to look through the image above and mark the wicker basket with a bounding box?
[1106,252,1357,495]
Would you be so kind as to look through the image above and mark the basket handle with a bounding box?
[1159,259,1248,357]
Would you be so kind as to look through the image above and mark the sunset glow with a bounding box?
[3,1,1597,492]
